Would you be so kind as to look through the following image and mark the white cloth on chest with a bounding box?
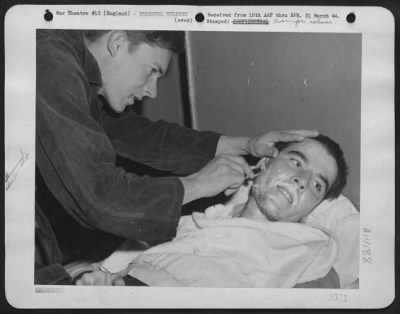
[123,204,337,287]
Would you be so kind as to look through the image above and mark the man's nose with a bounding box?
[144,78,158,99]
[291,171,311,191]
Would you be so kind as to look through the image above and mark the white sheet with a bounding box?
[110,204,337,288]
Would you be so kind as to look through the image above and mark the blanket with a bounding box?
[116,204,337,288]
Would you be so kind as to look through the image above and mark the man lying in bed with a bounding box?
[74,134,348,288]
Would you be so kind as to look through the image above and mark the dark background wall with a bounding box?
[143,31,361,208]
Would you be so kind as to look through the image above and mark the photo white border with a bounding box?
[4,5,395,309]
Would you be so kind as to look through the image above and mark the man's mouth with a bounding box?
[277,185,293,204]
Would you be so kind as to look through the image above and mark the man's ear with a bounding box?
[106,31,128,57]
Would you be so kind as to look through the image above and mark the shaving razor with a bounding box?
[245,157,272,184]
[244,166,261,185]
[251,165,263,176]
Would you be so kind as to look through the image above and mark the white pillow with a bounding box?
[226,184,360,289]
[305,195,359,288]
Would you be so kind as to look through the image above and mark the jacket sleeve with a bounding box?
[36,32,186,241]
[101,108,220,176]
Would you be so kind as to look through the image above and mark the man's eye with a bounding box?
[290,158,301,167]
[147,67,157,76]
[151,68,160,75]
[314,182,323,193]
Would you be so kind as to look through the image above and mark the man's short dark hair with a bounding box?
[83,30,185,53]
[275,134,348,201]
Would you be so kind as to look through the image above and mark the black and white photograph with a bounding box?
[4,5,395,309]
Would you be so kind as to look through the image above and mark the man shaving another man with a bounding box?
[74,134,348,288]
[35,29,318,284]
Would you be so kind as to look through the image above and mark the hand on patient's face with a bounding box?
[247,130,319,158]
[180,154,253,204]
[75,270,125,286]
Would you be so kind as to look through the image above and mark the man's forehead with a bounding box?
[280,138,324,154]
